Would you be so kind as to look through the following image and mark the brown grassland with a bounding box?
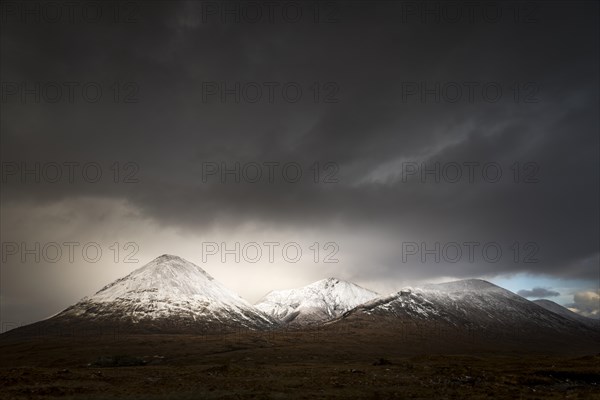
[1,321,599,399]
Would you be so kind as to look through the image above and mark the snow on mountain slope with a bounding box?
[340,279,598,334]
[255,278,378,325]
[6,262,597,341]
[55,254,276,331]
[533,299,599,328]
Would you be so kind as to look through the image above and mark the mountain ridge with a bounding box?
[2,255,597,342]
[255,277,379,325]
[533,299,598,328]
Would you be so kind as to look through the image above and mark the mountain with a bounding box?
[339,279,594,331]
[255,278,378,325]
[533,299,599,328]
[330,279,599,353]
[9,255,277,335]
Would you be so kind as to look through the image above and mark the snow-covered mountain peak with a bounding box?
[141,254,213,279]
[89,255,216,303]
[54,255,277,331]
[155,253,191,264]
[320,277,341,285]
[340,279,600,337]
[255,278,379,324]
[312,277,347,289]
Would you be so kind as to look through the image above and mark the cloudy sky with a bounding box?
[1,1,598,329]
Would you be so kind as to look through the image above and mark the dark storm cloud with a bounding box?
[1,1,599,286]
[517,287,560,298]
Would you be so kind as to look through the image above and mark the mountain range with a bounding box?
[4,255,598,343]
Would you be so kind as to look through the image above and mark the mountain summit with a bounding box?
[41,255,276,333]
[255,278,378,325]
[88,254,217,304]
[339,279,598,335]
